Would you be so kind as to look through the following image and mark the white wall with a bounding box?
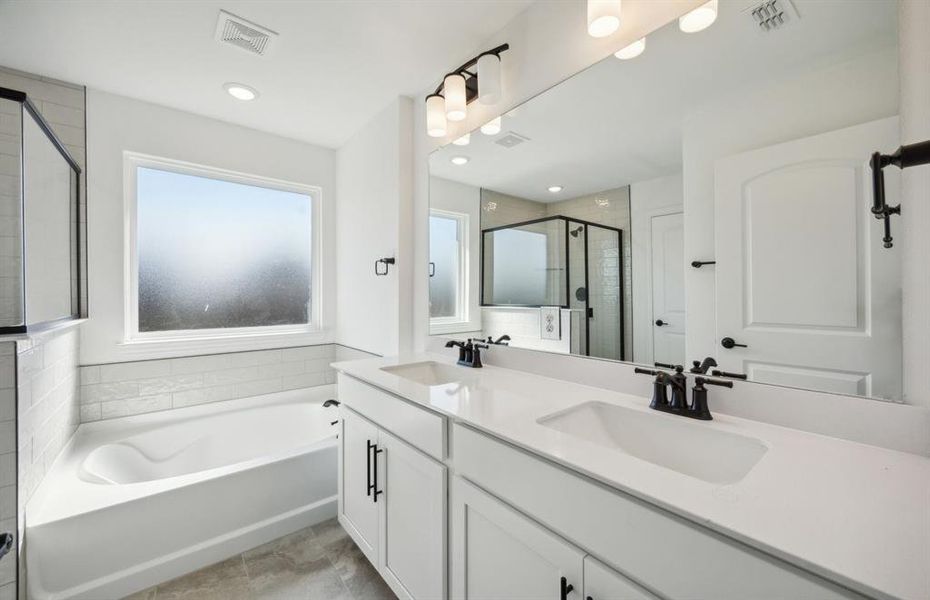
[429,176,481,334]
[82,89,337,365]
[899,0,930,408]
[630,173,683,364]
[681,43,899,361]
[413,0,706,352]
[336,97,413,356]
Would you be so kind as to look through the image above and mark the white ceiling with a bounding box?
[0,0,532,148]
[430,0,897,202]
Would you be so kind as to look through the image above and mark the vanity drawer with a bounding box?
[452,424,863,600]
[338,373,446,460]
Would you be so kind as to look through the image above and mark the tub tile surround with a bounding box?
[124,518,395,600]
[80,344,376,422]
[0,342,15,600]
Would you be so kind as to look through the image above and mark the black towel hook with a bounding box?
[870,139,930,249]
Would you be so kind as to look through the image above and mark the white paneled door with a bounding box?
[650,212,686,366]
[715,117,901,399]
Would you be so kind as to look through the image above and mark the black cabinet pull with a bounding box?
[721,337,747,349]
[560,576,574,600]
[429,262,436,277]
[372,445,384,502]
[366,440,374,497]
[655,319,668,327]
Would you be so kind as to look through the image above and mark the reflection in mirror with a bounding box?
[429,0,902,402]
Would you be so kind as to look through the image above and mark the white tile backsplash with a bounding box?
[79,343,346,422]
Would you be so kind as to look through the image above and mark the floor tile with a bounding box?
[155,556,251,600]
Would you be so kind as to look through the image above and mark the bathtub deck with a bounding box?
[124,518,395,600]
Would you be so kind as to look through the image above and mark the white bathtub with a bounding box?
[25,385,339,600]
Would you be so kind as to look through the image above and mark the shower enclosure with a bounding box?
[0,87,83,334]
[481,215,624,360]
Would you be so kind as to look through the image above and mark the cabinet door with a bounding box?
[378,430,447,600]
[451,476,584,600]
[583,556,658,600]
[339,408,380,565]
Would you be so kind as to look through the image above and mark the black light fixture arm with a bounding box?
[870,139,930,249]
[428,43,510,101]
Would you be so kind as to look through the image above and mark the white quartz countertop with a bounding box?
[332,353,930,600]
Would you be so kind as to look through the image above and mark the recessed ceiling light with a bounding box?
[480,116,502,135]
[548,185,563,193]
[451,156,469,166]
[614,37,646,60]
[453,133,470,146]
[679,0,718,33]
[224,82,259,101]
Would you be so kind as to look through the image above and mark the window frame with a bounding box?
[429,208,470,333]
[123,152,323,347]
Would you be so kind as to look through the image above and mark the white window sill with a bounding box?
[118,328,334,361]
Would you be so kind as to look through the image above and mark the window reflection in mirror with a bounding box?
[429,0,903,403]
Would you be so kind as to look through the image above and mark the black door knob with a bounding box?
[721,337,748,349]
[0,532,12,560]
[655,319,668,327]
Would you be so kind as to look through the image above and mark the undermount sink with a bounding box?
[380,361,470,386]
[538,402,767,484]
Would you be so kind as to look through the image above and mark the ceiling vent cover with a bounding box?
[745,0,799,33]
[495,132,530,149]
[214,10,278,57]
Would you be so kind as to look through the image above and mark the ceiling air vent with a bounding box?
[745,0,799,33]
[495,132,530,149]
[214,10,278,57]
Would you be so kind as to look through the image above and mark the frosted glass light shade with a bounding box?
[679,0,718,33]
[587,0,622,38]
[426,94,447,138]
[614,37,645,60]
[444,73,467,121]
[452,133,470,146]
[477,53,502,105]
[480,116,502,136]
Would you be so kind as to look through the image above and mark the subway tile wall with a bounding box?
[79,344,375,423]
[0,342,15,600]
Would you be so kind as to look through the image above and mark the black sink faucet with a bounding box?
[445,339,488,368]
[690,356,718,374]
[486,334,511,346]
[635,366,734,420]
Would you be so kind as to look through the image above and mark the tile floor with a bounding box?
[124,518,397,600]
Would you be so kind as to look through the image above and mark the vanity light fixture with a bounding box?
[679,0,718,33]
[223,82,259,101]
[615,37,646,60]
[425,44,510,138]
[452,133,470,146]
[450,156,470,166]
[548,185,563,193]
[426,94,447,137]
[480,116,502,136]
[587,0,622,38]
[595,196,610,207]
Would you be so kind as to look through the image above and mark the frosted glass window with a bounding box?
[429,213,463,319]
[136,167,312,332]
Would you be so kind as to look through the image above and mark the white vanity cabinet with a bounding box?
[451,476,656,600]
[337,374,447,600]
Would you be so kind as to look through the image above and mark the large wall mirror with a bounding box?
[429,0,904,403]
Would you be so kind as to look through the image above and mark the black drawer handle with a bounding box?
[366,440,375,497]
[721,336,747,349]
[560,576,574,600]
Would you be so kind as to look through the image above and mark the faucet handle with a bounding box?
[654,362,683,373]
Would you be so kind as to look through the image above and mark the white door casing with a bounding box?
[715,116,901,399]
[651,212,686,366]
